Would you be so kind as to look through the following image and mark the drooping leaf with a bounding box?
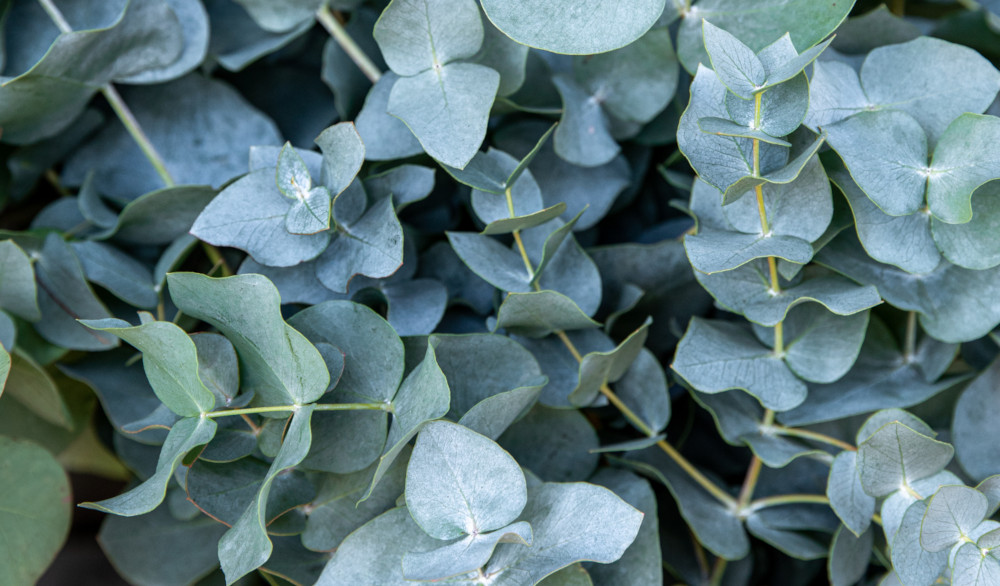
[499,405,599,482]
[745,504,836,560]
[34,234,118,352]
[479,0,665,55]
[0,436,72,586]
[692,390,820,467]
[70,241,158,309]
[100,184,217,245]
[361,342,450,501]
[168,273,330,406]
[625,447,749,560]
[99,502,226,585]
[82,416,217,516]
[218,406,315,583]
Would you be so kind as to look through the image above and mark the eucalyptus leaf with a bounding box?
[857,421,954,498]
[0,437,71,586]
[920,485,989,552]
[387,63,500,169]
[80,318,216,416]
[406,420,527,540]
[954,358,1000,482]
[315,507,445,586]
[218,406,314,583]
[190,168,331,268]
[827,451,875,537]
[484,482,643,585]
[0,0,184,144]
[805,37,1000,143]
[828,526,874,586]
[672,317,806,411]
[82,416,217,516]
[816,232,1000,343]
[62,74,281,200]
[361,341,450,501]
[479,0,665,55]
[568,319,650,407]
[573,27,678,124]
[0,239,40,321]
[167,273,330,406]
[676,0,852,74]
[495,291,600,339]
[626,448,749,560]
[355,73,424,161]
[890,501,948,586]
[403,521,532,581]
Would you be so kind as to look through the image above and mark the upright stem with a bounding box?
[903,311,917,361]
[751,91,784,355]
[37,0,232,278]
[736,410,773,510]
[316,5,383,84]
[502,185,737,509]
[101,85,175,187]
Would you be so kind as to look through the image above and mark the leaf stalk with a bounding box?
[316,5,383,84]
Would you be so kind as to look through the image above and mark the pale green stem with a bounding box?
[316,5,382,84]
[743,493,830,517]
[205,402,388,419]
[768,425,856,452]
[904,311,918,361]
[503,164,734,507]
[101,84,175,187]
[751,91,784,354]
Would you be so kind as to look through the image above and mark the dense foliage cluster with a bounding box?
[3,0,1000,585]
